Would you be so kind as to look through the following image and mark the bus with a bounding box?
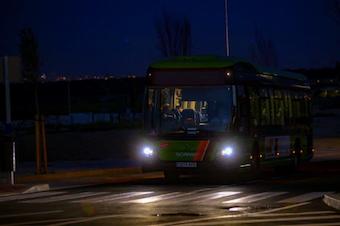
[138,56,313,180]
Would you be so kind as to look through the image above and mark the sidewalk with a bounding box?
[0,159,162,196]
[16,159,139,176]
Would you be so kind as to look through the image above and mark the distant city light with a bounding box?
[40,74,47,80]
[34,73,141,81]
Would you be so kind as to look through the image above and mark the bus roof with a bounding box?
[149,55,249,69]
[148,55,309,86]
[255,65,307,82]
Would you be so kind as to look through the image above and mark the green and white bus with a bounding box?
[138,56,313,179]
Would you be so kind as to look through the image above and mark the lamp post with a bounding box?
[2,56,15,185]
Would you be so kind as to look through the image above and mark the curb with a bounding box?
[48,171,164,192]
[323,194,340,210]
[23,184,50,194]
[0,183,50,196]
[1,168,162,196]
[16,167,142,184]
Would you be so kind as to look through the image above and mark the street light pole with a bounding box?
[224,0,230,57]
[3,56,15,185]
[4,57,11,125]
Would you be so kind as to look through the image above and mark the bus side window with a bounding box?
[237,85,247,116]
[299,95,305,119]
[237,85,249,131]
[305,93,312,122]
[287,91,293,125]
[291,91,300,124]
[299,92,308,123]
[268,88,275,125]
[297,92,303,121]
[291,91,296,124]
[145,89,154,130]
[259,88,270,126]
[274,89,284,126]
[304,92,310,120]
[161,88,172,109]
[283,90,290,126]
[145,88,161,131]
[247,86,260,127]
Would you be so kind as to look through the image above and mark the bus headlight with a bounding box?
[221,146,233,157]
[142,146,154,158]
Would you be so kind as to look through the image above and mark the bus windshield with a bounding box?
[146,86,233,134]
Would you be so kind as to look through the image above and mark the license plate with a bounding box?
[176,162,197,168]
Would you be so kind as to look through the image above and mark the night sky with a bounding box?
[1,0,339,77]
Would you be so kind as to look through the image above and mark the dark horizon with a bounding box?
[1,0,339,77]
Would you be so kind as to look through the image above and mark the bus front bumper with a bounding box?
[141,159,249,174]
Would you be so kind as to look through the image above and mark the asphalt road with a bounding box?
[1,160,340,226]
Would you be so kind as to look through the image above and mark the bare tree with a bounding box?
[19,28,40,82]
[155,11,191,57]
[19,28,48,174]
[249,26,278,68]
[19,28,41,116]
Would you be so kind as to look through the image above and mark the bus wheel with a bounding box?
[164,169,179,183]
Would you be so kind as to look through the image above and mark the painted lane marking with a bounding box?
[153,214,247,226]
[278,192,334,203]
[223,192,287,204]
[162,188,220,203]
[44,214,150,226]
[125,188,214,204]
[0,217,86,226]
[163,188,234,203]
[153,202,313,226]
[254,211,335,217]
[193,191,242,203]
[72,192,153,203]
[21,192,109,203]
[178,215,340,226]
[123,192,186,204]
[205,191,242,200]
[0,210,64,219]
[280,222,340,226]
[258,202,310,214]
[0,192,66,202]
[48,211,337,226]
